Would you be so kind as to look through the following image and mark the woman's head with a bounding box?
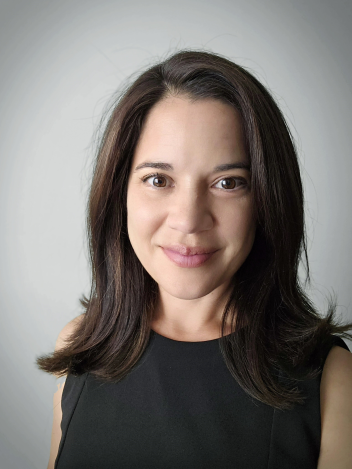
[90,49,304,315]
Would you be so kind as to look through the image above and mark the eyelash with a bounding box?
[140,172,248,192]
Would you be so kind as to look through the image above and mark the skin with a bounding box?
[126,95,256,341]
[318,345,352,468]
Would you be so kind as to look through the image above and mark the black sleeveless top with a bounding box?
[55,332,349,469]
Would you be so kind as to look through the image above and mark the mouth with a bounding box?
[161,244,218,256]
[161,247,218,268]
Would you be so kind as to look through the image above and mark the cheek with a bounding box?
[220,198,255,238]
[127,190,160,242]
[222,207,256,276]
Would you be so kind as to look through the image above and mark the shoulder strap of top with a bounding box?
[330,335,350,352]
[54,372,89,469]
[317,335,351,376]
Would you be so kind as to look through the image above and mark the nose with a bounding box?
[166,188,214,234]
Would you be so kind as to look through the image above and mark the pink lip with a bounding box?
[162,247,217,268]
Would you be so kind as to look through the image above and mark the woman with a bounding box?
[37,49,352,468]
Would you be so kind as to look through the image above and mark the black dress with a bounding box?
[55,332,349,469]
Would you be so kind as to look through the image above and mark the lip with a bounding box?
[162,247,218,268]
[162,244,218,256]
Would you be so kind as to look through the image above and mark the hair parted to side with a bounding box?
[36,48,352,410]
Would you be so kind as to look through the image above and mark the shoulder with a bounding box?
[318,342,352,468]
[47,314,85,468]
[55,313,85,353]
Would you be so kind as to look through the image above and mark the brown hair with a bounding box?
[36,49,352,409]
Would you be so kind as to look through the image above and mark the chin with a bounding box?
[157,276,222,300]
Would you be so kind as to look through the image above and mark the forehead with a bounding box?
[132,96,249,168]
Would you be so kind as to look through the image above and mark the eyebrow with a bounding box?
[133,161,251,173]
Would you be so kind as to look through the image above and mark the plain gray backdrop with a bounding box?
[0,0,351,467]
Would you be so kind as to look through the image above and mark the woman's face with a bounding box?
[126,95,256,302]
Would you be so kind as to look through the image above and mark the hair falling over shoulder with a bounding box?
[36,49,352,410]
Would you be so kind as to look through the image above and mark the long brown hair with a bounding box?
[36,49,352,409]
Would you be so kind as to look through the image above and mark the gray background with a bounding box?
[0,0,351,467]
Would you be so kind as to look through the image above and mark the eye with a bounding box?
[141,172,169,188]
[213,177,247,191]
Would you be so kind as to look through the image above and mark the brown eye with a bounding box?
[152,175,167,187]
[141,173,168,188]
[220,178,236,190]
[215,177,246,191]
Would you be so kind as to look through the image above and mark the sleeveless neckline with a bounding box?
[150,329,235,344]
